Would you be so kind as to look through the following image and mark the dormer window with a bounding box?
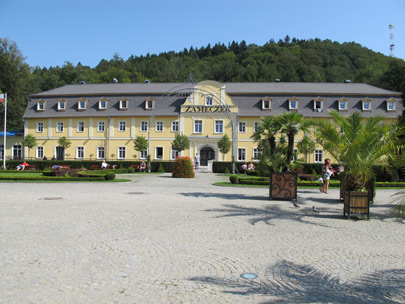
[78,98,87,111]
[386,98,396,112]
[262,98,271,110]
[145,98,155,110]
[361,98,372,112]
[119,98,128,110]
[57,99,66,111]
[36,100,45,112]
[205,96,213,106]
[338,98,348,111]
[313,97,323,112]
[288,97,299,111]
[98,98,107,110]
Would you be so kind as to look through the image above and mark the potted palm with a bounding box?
[252,112,305,200]
[310,111,399,219]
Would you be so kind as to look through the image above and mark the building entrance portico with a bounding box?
[200,147,215,167]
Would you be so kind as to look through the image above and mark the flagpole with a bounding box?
[3,92,6,170]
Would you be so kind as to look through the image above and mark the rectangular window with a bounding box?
[238,122,246,133]
[37,102,45,111]
[140,121,148,132]
[215,120,223,134]
[36,146,44,159]
[254,122,260,132]
[171,121,179,132]
[289,100,297,110]
[339,101,347,110]
[76,146,84,159]
[97,147,105,159]
[140,150,147,159]
[362,101,371,111]
[262,99,271,110]
[314,149,323,163]
[0,144,4,160]
[238,148,246,161]
[37,122,44,133]
[118,147,126,159]
[194,120,203,133]
[13,145,22,160]
[99,100,107,110]
[171,149,180,160]
[119,121,126,132]
[155,147,163,160]
[205,96,213,106]
[146,99,154,109]
[314,100,322,112]
[58,101,65,111]
[387,101,395,111]
[77,121,85,132]
[56,122,64,132]
[120,99,128,110]
[291,149,298,161]
[253,148,261,160]
[156,121,163,132]
[78,100,86,110]
[98,121,105,132]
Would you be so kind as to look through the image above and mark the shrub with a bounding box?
[128,167,135,173]
[224,167,230,174]
[104,172,116,181]
[158,163,165,173]
[229,174,239,184]
[172,157,195,178]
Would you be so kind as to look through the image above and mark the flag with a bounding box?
[0,94,4,103]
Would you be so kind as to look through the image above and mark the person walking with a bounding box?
[194,152,200,170]
[320,158,333,194]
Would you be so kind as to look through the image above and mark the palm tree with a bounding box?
[251,115,281,156]
[310,111,399,191]
[278,112,305,166]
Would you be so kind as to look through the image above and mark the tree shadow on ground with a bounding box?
[203,203,341,228]
[180,192,268,201]
[188,260,405,304]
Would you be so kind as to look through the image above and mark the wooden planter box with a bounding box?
[343,191,370,219]
[270,172,297,200]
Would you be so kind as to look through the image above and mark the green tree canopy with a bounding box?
[171,133,190,153]
[217,134,232,160]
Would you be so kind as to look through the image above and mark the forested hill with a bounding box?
[30,38,404,93]
[1,37,405,129]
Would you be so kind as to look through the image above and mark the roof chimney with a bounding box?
[112,78,118,83]
[145,80,150,84]
[344,80,351,83]
[275,79,281,82]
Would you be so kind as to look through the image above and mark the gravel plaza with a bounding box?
[0,173,404,304]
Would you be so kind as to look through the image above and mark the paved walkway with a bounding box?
[0,173,404,303]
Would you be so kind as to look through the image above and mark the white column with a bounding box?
[131,117,135,138]
[48,119,52,138]
[109,118,114,137]
[89,118,93,138]
[68,118,72,137]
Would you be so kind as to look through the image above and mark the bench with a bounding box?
[90,165,101,170]
[25,165,36,170]
[130,164,146,172]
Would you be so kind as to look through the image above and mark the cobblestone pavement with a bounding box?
[0,173,404,304]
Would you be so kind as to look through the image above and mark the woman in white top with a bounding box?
[320,159,333,194]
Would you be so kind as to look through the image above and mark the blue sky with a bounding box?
[1,0,404,68]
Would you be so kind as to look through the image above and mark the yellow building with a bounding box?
[22,80,402,169]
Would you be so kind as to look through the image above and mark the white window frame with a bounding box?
[118,121,126,132]
[140,150,147,160]
[78,100,87,110]
[119,99,128,110]
[37,101,45,111]
[118,146,126,160]
[36,122,44,133]
[238,148,246,161]
[314,99,323,112]
[171,121,179,132]
[36,146,44,159]
[97,121,105,132]
[338,100,348,111]
[214,120,224,134]
[140,121,148,132]
[386,98,396,112]
[57,100,66,111]
[0,144,4,160]
[254,121,260,132]
[361,99,372,112]
[76,146,84,159]
[97,147,105,159]
[155,121,164,132]
[171,148,180,160]
[145,98,155,109]
[56,122,64,133]
[238,122,246,133]
[98,100,107,110]
[262,98,271,110]
[155,147,163,160]
[77,121,85,133]
[314,149,323,163]
[205,96,213,106]
[289,98,299,110]
[253,148,261,160]
[291,149,298,161]
[194,120,203,134]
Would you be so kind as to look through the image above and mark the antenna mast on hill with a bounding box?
[389,24,395,57]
